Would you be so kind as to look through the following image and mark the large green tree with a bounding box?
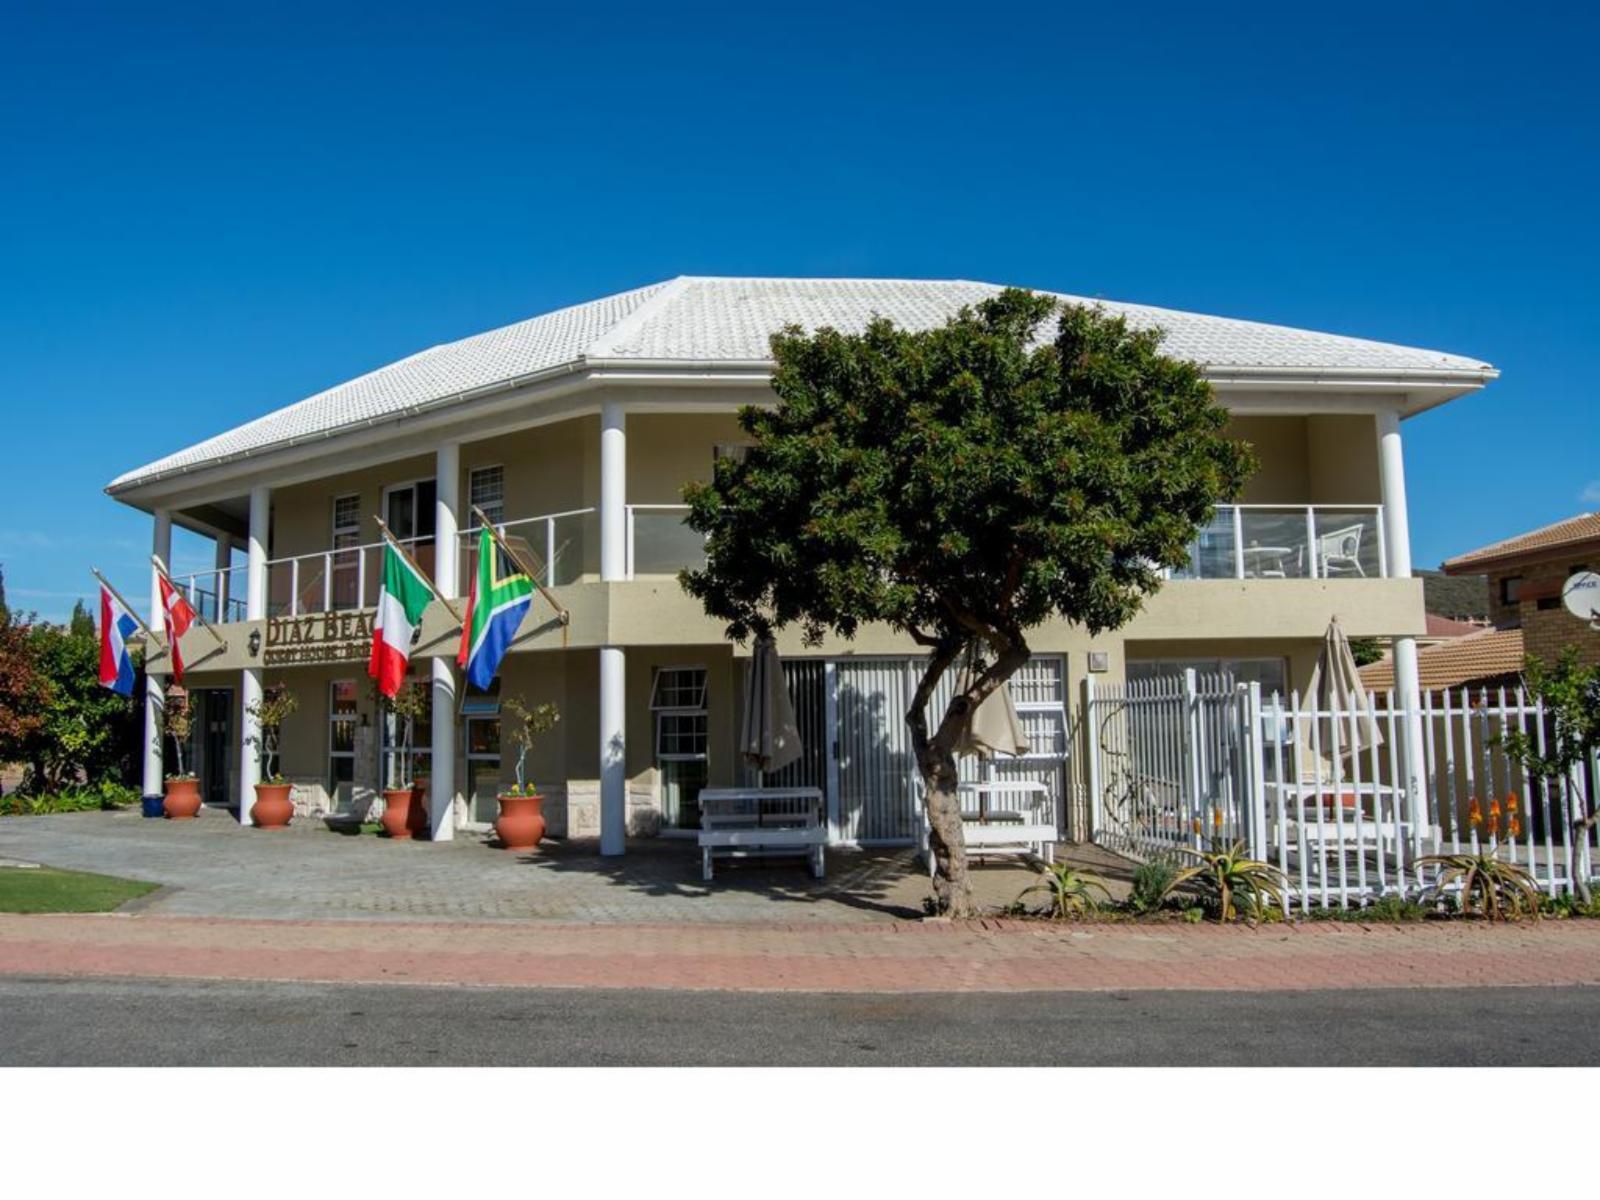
[682,290,1255,914]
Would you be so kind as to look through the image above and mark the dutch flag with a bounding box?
[99,583,139,696]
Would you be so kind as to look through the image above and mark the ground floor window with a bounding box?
[652,666,708,830]
[329,680,358,791]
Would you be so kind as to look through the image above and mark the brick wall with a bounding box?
[1486,559,1600,668]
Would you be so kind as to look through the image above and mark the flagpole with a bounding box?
[469,505,572,634]
[89,568,157,640]
[371,516,464,623]
[151,555,228,649]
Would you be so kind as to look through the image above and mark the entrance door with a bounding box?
[202,689,233,807]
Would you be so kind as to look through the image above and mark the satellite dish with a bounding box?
[1563,571,1600,625]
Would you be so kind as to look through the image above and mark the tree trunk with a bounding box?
[906,632,1032,919]
[917,736,972,916]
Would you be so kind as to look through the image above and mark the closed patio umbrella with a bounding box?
[1307,616,1382,756]
[952,658,1031,760]
[741,637,803,774]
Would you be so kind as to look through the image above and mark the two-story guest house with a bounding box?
[107,277,1496,851]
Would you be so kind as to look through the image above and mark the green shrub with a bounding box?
[1129,858,1182,914]
[0,780,139,816]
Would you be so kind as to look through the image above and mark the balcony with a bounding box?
[173,501,1387,623]
[1167,505,1386,581]
[172,505,707,620]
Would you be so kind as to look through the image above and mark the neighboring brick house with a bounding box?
[1443,512,1600,668]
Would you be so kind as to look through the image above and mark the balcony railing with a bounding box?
[171,504,707,619]
[1166,504,1386,581]
[172,503,1381,620]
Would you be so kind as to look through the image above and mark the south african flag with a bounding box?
[457,526,534,690]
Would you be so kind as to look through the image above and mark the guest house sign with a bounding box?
[264,611,375,666]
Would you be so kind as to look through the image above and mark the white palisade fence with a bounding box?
[1085,671,1598,911]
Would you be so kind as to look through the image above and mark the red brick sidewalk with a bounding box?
[3,914,1599,992]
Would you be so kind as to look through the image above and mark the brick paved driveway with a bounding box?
[0,809,1046,923]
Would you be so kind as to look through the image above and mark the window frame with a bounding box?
[467,464,506,529]
[328,679,359,790]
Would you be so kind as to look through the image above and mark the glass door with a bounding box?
[466,716,502,824]
[383,479,437,578]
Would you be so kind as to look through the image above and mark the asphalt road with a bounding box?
[3,977,1597,1065]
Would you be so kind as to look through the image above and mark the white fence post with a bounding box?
[1183,669,1202,846]
[1244,681,1267,861]
[1083,675,1101,844]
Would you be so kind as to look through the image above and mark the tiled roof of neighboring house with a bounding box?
[1359,627,1525,693]
[1425,613,1489,638]
[108,276,1496,492]
[1443,512,1600,573]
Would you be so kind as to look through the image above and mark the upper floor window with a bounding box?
[1500,576,1523,606]
[332,494,361,547]
[714,444,751,470]
[470,465,505,527]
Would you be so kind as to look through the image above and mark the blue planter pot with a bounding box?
[141,794,166,819]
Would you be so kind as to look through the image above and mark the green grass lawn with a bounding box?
[0,866,159,913]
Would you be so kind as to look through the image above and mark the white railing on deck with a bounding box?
[1167,504,1387,580]
[1086,672,1598,911]
[173,503,707,619]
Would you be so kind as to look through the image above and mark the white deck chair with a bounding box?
[1318,523,1366,577]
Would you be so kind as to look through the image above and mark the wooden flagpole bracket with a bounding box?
[371,515,464,624]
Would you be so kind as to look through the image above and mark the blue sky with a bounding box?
[2,1,1595,622]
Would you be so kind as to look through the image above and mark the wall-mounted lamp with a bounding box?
[247,629,262,657]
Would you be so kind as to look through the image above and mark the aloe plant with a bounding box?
[1419,852,1542,921]
[1173,840,1286,923]
[1018,861,1112,919]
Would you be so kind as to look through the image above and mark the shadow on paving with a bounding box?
[516,839,930,920]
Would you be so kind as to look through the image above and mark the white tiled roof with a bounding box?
[110,276,1495,492]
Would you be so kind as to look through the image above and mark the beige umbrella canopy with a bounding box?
[1306,616,1382,756]
[952,659,1031,760]
[741,637,804,774]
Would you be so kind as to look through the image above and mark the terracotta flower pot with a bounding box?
[495,792,546,851]
[251,782,294,829]
[163,778,202,820]
[407,781,431,840]
[381,787,416,839]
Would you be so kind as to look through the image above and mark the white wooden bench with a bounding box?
[924,780,1058,877]
[698,787,826,882]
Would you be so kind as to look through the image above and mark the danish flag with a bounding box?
[158,574,197,684]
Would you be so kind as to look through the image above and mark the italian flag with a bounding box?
[368,540,433,697]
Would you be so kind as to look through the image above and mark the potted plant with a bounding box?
[495,696,561,850]
[247,685,299,829]
[379,681,430,839]
[159,686,201,819]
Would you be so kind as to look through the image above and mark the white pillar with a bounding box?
[1377,408,1429,850]
[142,509,172,802]
[600,400,627,582]
[599,646,626,855]
[213,534,233,622]
[598,403,628,854]
[240,486,270,826]
[430,442,460,841]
